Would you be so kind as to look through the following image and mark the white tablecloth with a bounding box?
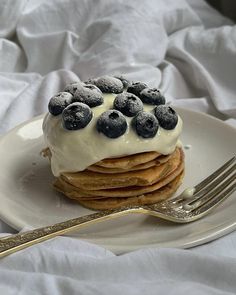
[0,0,236,294]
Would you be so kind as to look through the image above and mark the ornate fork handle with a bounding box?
[0,206,143,258]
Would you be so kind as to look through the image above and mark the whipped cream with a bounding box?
[43,94,183,176]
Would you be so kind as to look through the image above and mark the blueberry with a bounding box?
[94,76,124,93]
[113,92,143,117]
[132,112,159,138]
[64,82,84,95]
[127,82,147,97]
[62,102,92,130]
[114,76,131,88]
[48,92,73,116]
[140,88,165,105]
[154,105,178,130]
[73,84,103,107]
[96,110,127,138]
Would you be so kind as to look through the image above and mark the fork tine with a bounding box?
[188,170,236,210]
[171,158,236,205]
[185,163,236,206]
[194,156,236,193]
[192,180,236,216]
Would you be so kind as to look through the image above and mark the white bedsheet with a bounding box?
[0,0,236,294]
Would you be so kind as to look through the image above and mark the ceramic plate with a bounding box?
[0,108,235,254]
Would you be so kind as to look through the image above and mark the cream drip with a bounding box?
[43,94,183,176]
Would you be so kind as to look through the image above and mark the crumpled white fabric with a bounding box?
[1,231,236,295]
[0,0,236,294]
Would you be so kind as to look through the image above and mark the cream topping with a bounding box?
[43,94,183,176]
[181,187,196,199]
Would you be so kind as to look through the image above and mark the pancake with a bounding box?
[70,171,184,210]
[95,151,161,169]
[87,154,171,173]
[60,148,181,190]
[54,151,183,199]
[55,148,183,194]
[53,147,185,209]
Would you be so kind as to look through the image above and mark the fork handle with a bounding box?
[0,207,143,258]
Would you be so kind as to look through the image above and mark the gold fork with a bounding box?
[0,156,235,258]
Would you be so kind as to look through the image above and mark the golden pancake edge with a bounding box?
[51,147,185,210]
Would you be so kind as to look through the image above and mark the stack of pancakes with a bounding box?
[50,147,184,210]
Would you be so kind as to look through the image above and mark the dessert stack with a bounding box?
[43,76,184,210]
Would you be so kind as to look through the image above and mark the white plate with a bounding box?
[0,108,236,254]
